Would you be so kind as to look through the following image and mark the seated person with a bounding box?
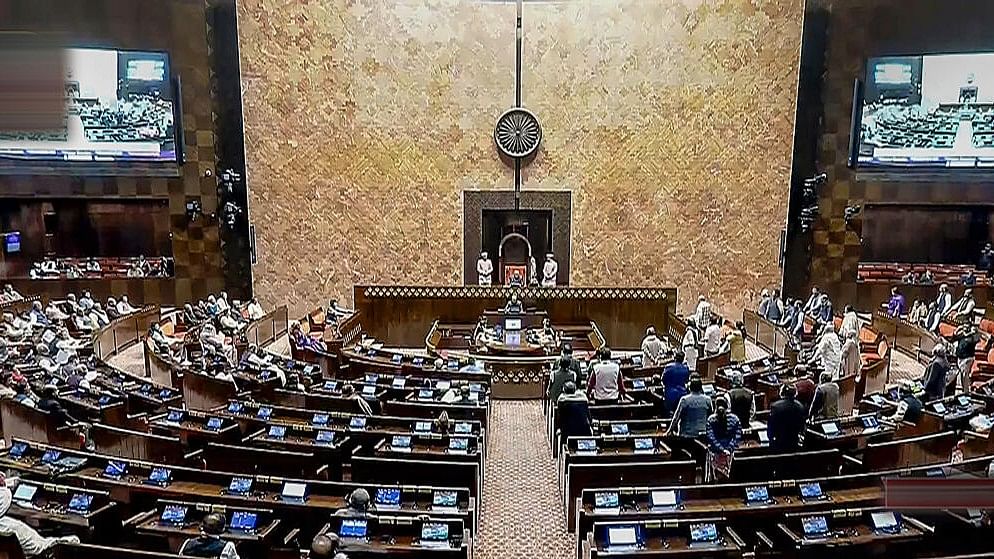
[36,385,80,427]
[503,293,523,314]
[34,345,59,376]
[219,307,246,334]
[886,381,923,424]
[962,270,978,287]
[340,383,373,416]
[206,295,220,317]
[105,298,122,320]
[45,300,69,322]
[65,262,83,279]
[84,257,101,273]
[71,308,96,333]
[149,323,184,358]
[89,302,110,327]
[309,534,342,559]
[290,321,327,352]
[39,259,59,276]
[178,512,240,559]
[200,324,235,365]
[1,285,21,302]
[216,292,231,313]
[246,298,265,321]
[78,291,95,311]
[441,382,473,404]
[55,327,84,352]
[508,270,525,287]
[334,489,375,518]
[28,302,50,328]
[184,303,202,325]
[1,313,27,341]
[117,296,140,315]
[0,476,79,556]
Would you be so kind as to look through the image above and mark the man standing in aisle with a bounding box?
[541,254,558,287]
[476,252,493,287]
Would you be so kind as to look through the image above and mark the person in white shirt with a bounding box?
[246,298,264,321]
[586,347,624,403]
[89,303,110,327]
[809,323,842,379]
[682,318,700,372]
[200,324,234,365]
[216,292,231,312]
[1,285,21,302]
[935,283,953,317]
[71,308,96,333]
[703,317,723,356]
[0,477,79,556]
[694,297,712,333]
[117,296,140,315]
[641,326,668,367]
[44,301,68,322]
[949,288,976,324]
[39,259,59,276]
[541,254,558,288]
[476,252,494,287]
[78,291,94,311]
[840,305,860,338]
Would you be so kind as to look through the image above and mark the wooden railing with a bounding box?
[242,305,289,348]
[93,306,160,362]
[742,309,794,358]
[871,311,939,365]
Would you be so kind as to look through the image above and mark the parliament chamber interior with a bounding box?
[3,0,994,558]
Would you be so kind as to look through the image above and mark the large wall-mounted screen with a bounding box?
[0,47,176,166]
[857,52,994,169]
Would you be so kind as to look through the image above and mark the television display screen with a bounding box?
[858,52,994,169]
[0,48,176,167]
[4,232,20,253]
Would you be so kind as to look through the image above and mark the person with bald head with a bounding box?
[309,533,342,558]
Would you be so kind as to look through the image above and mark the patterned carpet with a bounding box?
[476,401,572,559]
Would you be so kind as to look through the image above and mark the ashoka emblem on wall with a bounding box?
[494,107,542,159]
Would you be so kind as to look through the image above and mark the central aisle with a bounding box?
[476,400,573,559]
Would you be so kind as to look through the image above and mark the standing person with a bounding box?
[758,290,772,320]
[809,324,842,379]
[682,318,700,373]
[767,289,785,323]
[725,321,746,364]
[703,317,723,357]
[476,252,494,287]
[726,371,756,427]
[541,254,558,288]
[790,300,807,340]
[935,283,953,318]
[547,358,577,404]
[886,381,923,424]
[662,352,691,416]
[948,288,976,324]
[840,305,860,338]
[839,330,861,380]
[666,376,713,438]
[554,344,581,377]
[641,327,668,367]
[803,287,821,314]
[586,348,625,404]
[705,398,742,481]
[809,372,840,420]
[887,287,906,318]
[557,382,592,438]
[767,385,807,453]
[694,297,713,333]
[921,345,950,402]
[952,323,981,393]
[178,512,240,558]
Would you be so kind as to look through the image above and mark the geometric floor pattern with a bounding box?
[475,400,573,559]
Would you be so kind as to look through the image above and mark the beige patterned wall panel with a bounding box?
[522,0,802,315]
[239,0,802,318]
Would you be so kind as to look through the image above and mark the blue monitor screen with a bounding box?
[802,516,829,537]
[375,488,401,506]
[800,482,823,498]
[256,407,272,420]
[454,422,472,434]
[415,421,432,433]
[421,522,449,541]
[229,477,253,494]
[745,486,769,503]
[230,511,257,531]
[68,493,93,513]
[594,492,619,508]
[433,490,457,507]
[267,425,287,439]
[160,505,187,524]
[349,416,366,429]
[690,523,718,543]
[577,439,597,451]
[339,519,368,538]
[611,423,629,435]
[392,436,412,448]
[312,414,329,426]
[166,410,184,423]
[449,438,469,451]
[4,232,19,253]
[8,442,27,458]
[149,468,171,483]
[634,438,654,450]
[316,430,335,444]
[227,402,244,413]
[41,450,61,464]
[206,417,223,430]
[104,460,127,477]
[417,389,434,400]
[158,389,172,400]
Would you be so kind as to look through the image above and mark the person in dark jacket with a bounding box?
[548,358,577,404]
[557,382,592,438]
[809,372,840,420]
[726,371,756,427]
[767,384,806,452]
[952,324,981,394]
[36,385,78,427]
[667,375,713,438]
[179,512,240,558]
[554,344,581,377]
[886,382,923,424]
[921,345,950,402]
[662,352,691,415]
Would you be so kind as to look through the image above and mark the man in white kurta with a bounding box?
[541,254,558,287]
[682,318,700,372]
[476,252,494,287]
[810,323,842,379]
